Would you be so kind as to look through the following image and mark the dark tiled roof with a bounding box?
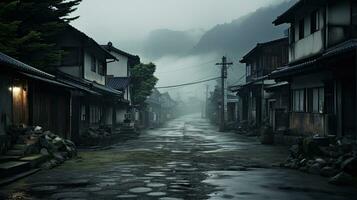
[0,52,53,78]
[240,37,288,63]
[273,0,327,25]
[0,52,73,89]
[323,39,357,58]
[270,39,357,78]
[21,72,73,89]
[270,59,317,78]
[66,25,116,60]
[57,77,100,95]
[55,71,122,96]
[273,0,304,25]
[107,77,130,90]
[91,81,122,96]
[101,43,140,60]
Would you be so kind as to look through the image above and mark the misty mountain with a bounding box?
[192,1,295,57]
[142,29,205,60]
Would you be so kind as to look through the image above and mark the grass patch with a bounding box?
[59,149,172,170]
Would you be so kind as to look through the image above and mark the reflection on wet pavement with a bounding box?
[1,114,357,200]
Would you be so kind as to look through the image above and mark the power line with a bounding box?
[155,77,220,89]
[229,73,246,86]
[157,59,218,74]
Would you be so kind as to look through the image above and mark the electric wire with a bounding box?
[229,72,246,86]
[157,59,218,74]
[155,77,220,89]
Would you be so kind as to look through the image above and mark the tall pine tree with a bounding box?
[0,0,81,68]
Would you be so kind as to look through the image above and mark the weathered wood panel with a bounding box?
[289,112,327,136]
[12,79,28,126]
[30,81,70,138]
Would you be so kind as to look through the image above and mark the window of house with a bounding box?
[89,105,103,124]
[299,18,305,40]
[317,88,324,113]
[292,89,305,112]
[98,61,105,75]
[91,56,96,72]
[80,105,86,121]
[308,87,324,113]
[252,62,257,77]
[246,64,251,76]
[290,25,295,44]
[310,10,319,33]
[89,107,94,124]
[61,48,79,66]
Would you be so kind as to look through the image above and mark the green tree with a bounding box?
[0,0,81,68]
[130,63,159,106]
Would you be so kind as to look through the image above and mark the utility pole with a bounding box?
[205,85,209,118]
[216,56,233,132]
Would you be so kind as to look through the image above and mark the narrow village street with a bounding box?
[1,114,357,200]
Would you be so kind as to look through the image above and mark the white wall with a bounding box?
[290,8,325,62]
[83,51,106,85]
[107,51,129,77]
[289,1,352,62]
[290,31,324,62]
[107,50,131,102]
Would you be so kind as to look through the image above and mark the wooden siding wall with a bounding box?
[30,81,70,138]
[289,112,327,136]
[12,79,28,126]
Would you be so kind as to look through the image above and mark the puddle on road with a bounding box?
[203,169,357,200]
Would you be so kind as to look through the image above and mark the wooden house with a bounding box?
[49,25,122,141]
[272,0,357,138]
[0,52,72,153]
[160,92,177,122]
[232,38,289,127]
[145,89,162,128]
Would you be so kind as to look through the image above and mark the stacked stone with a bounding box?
[19,126,77,169]
[82,127,112,139]
[282,137,357,185]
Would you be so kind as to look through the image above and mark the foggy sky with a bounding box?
[71,0,285,52]
[70,0,287,101]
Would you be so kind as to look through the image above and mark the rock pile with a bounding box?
[235,121,260,137]
[10,126,77,169]
[282,136,357,185]
[81,127,112,139]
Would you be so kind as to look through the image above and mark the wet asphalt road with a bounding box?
[1,114,357,200]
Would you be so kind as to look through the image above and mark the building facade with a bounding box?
[52,25,122,141]
[0,52,72,154]
[102,42,141,127]
[233,38,289,128]
[272,0,357,138]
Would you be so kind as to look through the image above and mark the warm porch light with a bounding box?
[9,86,21,93]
